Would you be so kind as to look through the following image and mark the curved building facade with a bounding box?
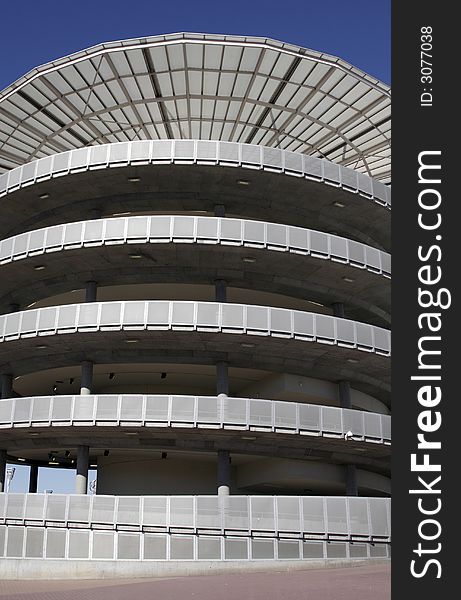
[0,33,390,577]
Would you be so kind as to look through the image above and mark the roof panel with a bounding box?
[204,44,223,70]
[125,49,147,75]
[109,51,133,77]
[167,44,186,70]
[0,33,391,181]
[240,47,262,72]
[148,46,169,72]
[185,43,203,69]
[221,45,242,71]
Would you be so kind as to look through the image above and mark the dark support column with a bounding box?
[339,380,352,409]
[85,280,97,303]
[29,464,39,493]
[214,204,225,217]
[82,283,96,395]
[217,450,231,496]
[214,279,227,302]
[346,464,358,496]
[0,374,13,399]
[332,302,345,318]
[0,450,7,493]
[216,362,229,399]
[76,445,89,494]
[80,361,94,396]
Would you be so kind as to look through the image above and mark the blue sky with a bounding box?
[2,0,390,493]
[0,0,390,91]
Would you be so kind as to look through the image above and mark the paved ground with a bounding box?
[0,564,390,600]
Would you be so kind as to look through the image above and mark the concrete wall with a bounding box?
[97,454,225,495]
[0,557,390,580]
[96,453,390,496]
[241,374,389,415]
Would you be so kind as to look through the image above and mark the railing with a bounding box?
[0,140,391,207]
[0,494,391,540]
[0,494,390,561]
[0,395,391,444]
[0,216,390,278]
[0,301,391,355]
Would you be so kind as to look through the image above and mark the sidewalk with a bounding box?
[0,564,390,600]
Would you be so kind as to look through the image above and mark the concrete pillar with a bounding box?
[346,464,358,496]
[0,374,13,399]
[216,362,229,399]
[332,302,345,318]
[76,446,89,494]
[80,361,94,396]
[81,279,96,393]
[338,380,352,409]
[29,464,39,493]
[214,204,225,217]
[217,450,231,496]
[215,279,227,302]
[0,450,6,493]
[85,280,97,303]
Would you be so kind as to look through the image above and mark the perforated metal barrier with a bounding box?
[0,140,391,208]
[0,494,390,561]
[0,395,391,444]
[0,301,391,355]
[0,216,391,278]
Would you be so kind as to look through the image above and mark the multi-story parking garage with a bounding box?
[0,33,390,577]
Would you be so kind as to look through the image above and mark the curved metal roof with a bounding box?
[0,33,391,181]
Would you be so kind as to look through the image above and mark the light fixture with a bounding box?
[236,179,250,186]
[242,256,256,263]
[241,436,257,441]
[39,193,50,199]
[309,301,325,307]
[241,343,255,348]
[129,253,143,259]
[342,276,355,283]
[125,339,139,344]
[124,431,138,435]
[30,432,40,437]
[127,176,141,182]
[90,464,97,468]
[112,212,132,217]
[333,201,345,208]
[36,345,48,350]
[34,265,46,271]
[52,385,58,393]
[347,358,359,364]
[18,458,26,462]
